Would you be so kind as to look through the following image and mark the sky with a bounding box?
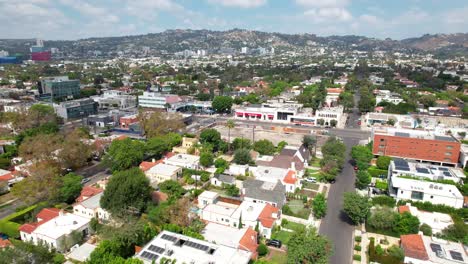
[0,0,467,40]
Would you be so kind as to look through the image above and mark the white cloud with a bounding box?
[295,0,349,7]
[60,0,119,23]
[304,7,352,22]
[207,0,267,8]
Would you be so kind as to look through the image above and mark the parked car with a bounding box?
[304,177,317,183]
[266,239,282,248]
[354,166,358,171]
[81,178,91,185]
[329,179,336,184]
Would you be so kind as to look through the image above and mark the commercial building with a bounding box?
[315,106,344,127]
[19,208,90,252]
[388,159,465,184]
[400,234,467,264]
[38,76,80,100]
[138,92,181,109]
[372,128,461,166]
[388,170,464,208]
[54,98,98,120]
[91,90,137,110]
[135,230,252,264]
[234,102,302,123]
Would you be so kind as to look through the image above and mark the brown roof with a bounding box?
[401,234,429,261]
[258,204,279,228]
[239,227,258,258]
[76,186,103,202]
[398,205,410,214]
[0,238,12,248]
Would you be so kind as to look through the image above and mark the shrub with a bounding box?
[376,156,392,170]
[387,245,404,261]
[0,220,20,238]
[372,196,396,207]
[354,245,362,251]
[420,223,432,236]
[375,244,384,255]
[353,254,361,261]
[368,166,388,178]
[281,219,289,227]
[355,236,362,242]
[257,243,269,256]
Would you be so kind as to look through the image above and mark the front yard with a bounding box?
[271,230,293,244]
[282,199,311,220]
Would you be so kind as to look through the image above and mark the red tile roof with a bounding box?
[400,234,429,261]
[0,238,12,248]
[0,172,14,181]
[239,227,258,258]
[398,205,410,214]
[258,204,279,228]
[19,208,60,234]
[283,170,297,184]
[76,186,103,202]
[139,161,161,172]
[326,88,343,94]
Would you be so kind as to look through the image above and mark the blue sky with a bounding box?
[1,0,467,40]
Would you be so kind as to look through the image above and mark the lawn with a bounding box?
[287,200,304,214]
[283,221,306,232]
[300,189,317,199]
[269,249,288,264]
[302,182,319,190]
[310,157,321,167]
[272,230,293,244]
[306,168,320,174]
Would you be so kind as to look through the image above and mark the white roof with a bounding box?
[422,235,467,264]
[67,243,96,262]
[203,223,249,248]
[147,163,181,176]
[391,177,463,199]
[80,192,103,209]
[231,201,265,223]
[203,202,238,217]
[406,204,453,233]
[0,169,10,176]
[136,231,251,264]
[34,213,90,240]
[198,190,219,200]
[251,166,288,183]
[165,154,200,164]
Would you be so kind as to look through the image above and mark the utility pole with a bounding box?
[252,125,255,143]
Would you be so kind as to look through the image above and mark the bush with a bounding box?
[354,245,362,251]
[0,220,20,238]
[368,166,388,178]
[375,244,384,255]
[369,239,405,264]
[257,243,269,256]
[353,254,362,261]
[376,156,392,170]
[372,196,396,207]
[420,223,433,236]
[355,236,362,242]
[397,200,468,220]
[281,219,289,227]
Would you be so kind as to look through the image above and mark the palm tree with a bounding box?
[302,135,317,157]
[226,120,235,152]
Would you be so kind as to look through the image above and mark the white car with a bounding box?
[304,177,317,183]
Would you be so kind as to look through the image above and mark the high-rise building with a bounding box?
[38,76,81,100]
[54,98,98,120]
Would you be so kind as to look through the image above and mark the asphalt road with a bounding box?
[319,94,361,264]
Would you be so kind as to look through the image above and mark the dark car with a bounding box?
[329,179,336,184]
[354,166,358,171]
[266,239,282,248]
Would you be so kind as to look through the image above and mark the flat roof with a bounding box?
[165,154,200,164]
[391,176,463,199]
[147,163,181,176]
[136,230,251,264]
[422,235,467,264]
[67,243,96,262]
[231,201,265,223]
[202,223,249,248]
[374,128,458,142]
[34,213,90,239]
[390,160,465,182]
[203,202,239,217]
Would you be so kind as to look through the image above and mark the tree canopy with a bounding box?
[104,138,145,172]
[233,148,252,165]
[138,111,184,138]
[343,192,371,225]
[287,228,332,264]
[312,193,327,219]
[212,96,233,113]
[100,168,151,217]
[253,139,276,155]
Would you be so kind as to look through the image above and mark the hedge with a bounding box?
[368,167,388,178]
[0,204,39,238]
[355,236,362,242]
[372,196,396,207]
[0,220,20,238]
[2,204,38,222]
[354,245,362,251]
[396,200,468,220]
[353,254,362,261]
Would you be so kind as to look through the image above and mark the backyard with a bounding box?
[259,249,287,264]
[282,199,311,219]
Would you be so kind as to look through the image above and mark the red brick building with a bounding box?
[372,129,461,166]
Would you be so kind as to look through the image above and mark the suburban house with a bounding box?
[198,191,280,239]
[249,165,301,193]
[256,145,310,177]
[73,188,110,222]
[388,159,465,184]
[145,163,182,187]
[19,208,90,252]
[172,137,198,154]
[400,233,467,264]
[398,204,453,234]
[135,230,252,264]
[202,222,258,259]
[164,153,200,169]
[211,173,236,187]
[242,179,286,208]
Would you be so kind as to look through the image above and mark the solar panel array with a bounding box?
[394,158,410,171]
[141,251,159,261]
[395,132,410,138]
[161,234,178,242]
[184,240,210,252]
[149,245,165,254]
[439,167,449,171]
[443,171,452,177]
[449,251,464,261]
[430,243,442,253]
[434,135,456,142]
[416,167,429,174]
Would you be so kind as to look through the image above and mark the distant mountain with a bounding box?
[1,29,467,57]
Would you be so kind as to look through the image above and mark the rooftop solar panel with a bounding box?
[141,251,159,261]
[161,234,178,242]
[396,166,410,171]
[439,167,449,171]
[395,132,410,138]
[449,251,464,261]
[434,135,456,142]
[443,171,452,177]
[430,243,442,253]
[416,168,430,174]
[148,245,165,254]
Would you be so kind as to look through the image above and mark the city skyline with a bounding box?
[0,0,467,40]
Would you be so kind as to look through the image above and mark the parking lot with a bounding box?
[214,125,305,146]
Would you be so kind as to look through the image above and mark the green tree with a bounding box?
[367,206,398,231]
[232,138,252,150]
[355,170,371,189]
[224,183,240,197]
[253,139,276,155]
[233,149,252,165]
[199,128,221,145]
[302,135,317,156]
[212,96,233,113]
[58,173,83,204]
[441,221,468,243]
[104,138,145,172]
[257,243,269,256]
[214,158,228,169]
[225,120,235,152]
[312,193,327,218]
[200,152,214,167]
[376,156,392,170]
[330,119,337,127]
[277,141,288,152]
[145,137,169,159]
[394,212,420,235]
[419,223,432,236]
[100,168,151,217]
[0,240,64,264]
[138,111,184,138]
[158,180,186,200]
[343,192,371,225]
[287,228,332,264]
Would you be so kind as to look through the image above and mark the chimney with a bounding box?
[290,162,296,171]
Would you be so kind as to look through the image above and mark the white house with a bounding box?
[401,234,467,264]
[19,208,90,252]
[145,163,182,187]
[73,192,110,222]
[249,166,301,193]
[135,230,252,264]
[388,176,464,208]
[164,153,200,170]
[388,160,465,184]
[315,105,344,127]
[375,90,404,105]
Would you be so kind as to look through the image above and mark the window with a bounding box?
[380,138,385,142]
[446,145,453,150]
[430,196,433,199]
[445,152,452,156]
[411,191,424,200]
